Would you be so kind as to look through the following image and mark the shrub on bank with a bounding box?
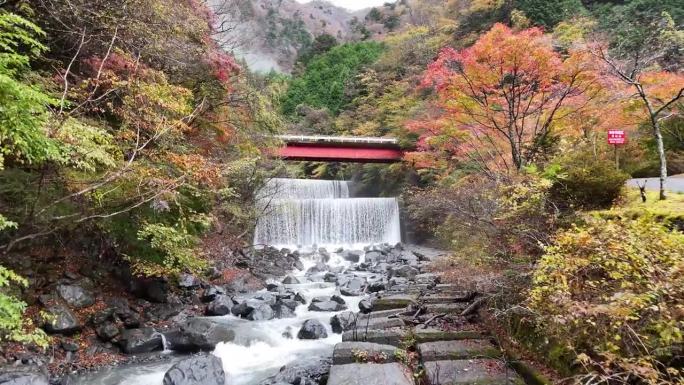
[529,217,684,384]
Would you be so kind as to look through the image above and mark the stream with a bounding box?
[71,178,402,385]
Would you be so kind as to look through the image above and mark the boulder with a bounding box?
[308,300,347,312]
[323,272,338,283]
[43,304,81,334]
[367,281,386,293]
[330,311,357,334]
[297,319,328,340]
[131,278,169,303]
[0,365,48,385]
[118,328,163,354]
[342,250,362,263]
[162,354,225,385]
[201,286,226,302]
[259,358,331,385]
[96,322,120,341]
[231,299,261,318]
[281,275,300,285]
[56,284,94,309]
[364,251,385,264]
[330,294,346,305]
[359,299,373,314]
[206,295,234,316]
[247,304,275,321]
[273,304,296,319]
[169,318,235,352]
[177,273,201,289]
[277,298,300,311]
[391,266,419,280]
[253,293,277,306]
[340,277,366,296]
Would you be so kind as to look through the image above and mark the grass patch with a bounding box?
[592,188,684,230]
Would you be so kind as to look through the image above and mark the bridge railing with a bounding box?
[276,135,399,146]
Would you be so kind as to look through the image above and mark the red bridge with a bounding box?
[274,135,404,163]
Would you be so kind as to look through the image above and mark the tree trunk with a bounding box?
[653,119,668,200]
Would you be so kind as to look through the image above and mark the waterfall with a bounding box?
[254,179,401,247]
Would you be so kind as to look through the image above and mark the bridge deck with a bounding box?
[274,135,404,163]
[277,135,400,148]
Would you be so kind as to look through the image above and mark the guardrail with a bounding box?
[276,135,399,146]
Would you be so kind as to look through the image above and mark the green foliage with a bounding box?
[0,11,59,170]
[282,41,384,116]
[530,217,684,384]
[515,0,587,28]
[0,264,49,348]
[548,146,630,209]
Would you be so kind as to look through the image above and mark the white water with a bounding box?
[74,179,400,385]
[254,179,401,248]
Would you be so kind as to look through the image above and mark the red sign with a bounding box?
[608,130,626,145]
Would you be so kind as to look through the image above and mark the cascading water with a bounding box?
[73,178,401,385]
[254,178,401,248]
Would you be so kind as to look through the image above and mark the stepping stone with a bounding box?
[328,363,413,385]
[426,303,468,314]
[414,328,485,343]
[373,295,414,310]
[418,340,502,361]
[342,329,406,347]
[423,359,524,385]
[333,341,399,365]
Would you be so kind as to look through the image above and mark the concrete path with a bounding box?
[626,174,684,193]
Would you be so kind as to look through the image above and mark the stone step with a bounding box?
[421,293,474,304]
[332,342,400,365]
[426,303,468,314]
[423,359,524,385]
[414,328,486,343]
[351,317,404,330]
[372,294,415,310]
[358,308,405,320]
[418,340,502,361]
[328,363,414,385]
[342,330,406,347]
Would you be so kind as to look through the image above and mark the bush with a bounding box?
[529,217,684,384]
[549,148,630,209]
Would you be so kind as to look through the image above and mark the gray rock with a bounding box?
[391,266,419,280]
[364,251,385,263]
[342,250,362,263]
[273,304,296,319]
[253,293,277,306]
[308,300,347,312]
[367,281,386,293]
[332,342,398,365]
[359,299,373,314]
[96,323,120,341]
[247,304,275,321]
[206,295,234,316]
[281,275,300,285]
[330,294,346,305]
[340,277,366,296]
[118,328,163,354]
[0,365,48,385]
[178,274,201,289]
[327,363,412,385]
[231,299,261,318]
[330,311,356,334]
[131,278,169,303]
[171,318,236,351]
[278,298,299,311]
[43,304,81,334]
[56,284,94,309]
[163,354,225,385]
[201,286,225,302]
[297,319,328,340]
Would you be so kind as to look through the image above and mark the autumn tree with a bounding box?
[419,24,600,173]
[593,5,684,200]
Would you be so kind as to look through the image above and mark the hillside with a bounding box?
[211,0,370,72]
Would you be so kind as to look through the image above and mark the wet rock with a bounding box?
[118,328,163,354]
[146,303,182,322]
[254,293,277,306]
[60,339,79,352]
[259,358,331,385]
[306,261,328,274]
[0,365,48,385]
[43,304,81,334]
[266,283,282,292]
[340,277,366,296]
[330,294,346,305]
[294,292,307,304]
[367,281,386,293]
[282,326,294,339]
[293,259,304,271]
[89,308,114,325]
[169,318,236,352]
[96,323,120,341]
[391,265,419,280]
[323,272,338,283]
[273,303,296,319]
[162,354,225,385]
[359,299,373,314]
[201,286,226,303]
[206,295,234,316]
[297,319,328,340]
[231,299,261,318]
[247,303,275,321]
[330,311,357,334]
[278,298,300,311]
[282,275,300,285]
[364,251,385,264]
[177,273,201,289]
[342,250,362,263]
[56,284,94,309]
[308,298,347,312]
